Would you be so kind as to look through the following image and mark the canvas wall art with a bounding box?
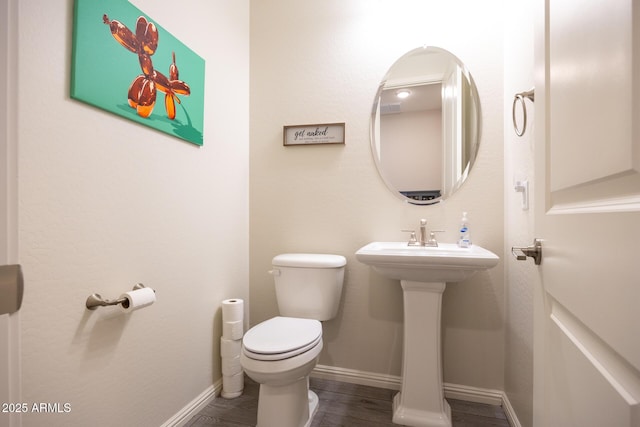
[71,0,206,146]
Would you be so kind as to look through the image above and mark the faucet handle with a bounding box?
[420,219,427,226]
[401,229,418,245]
[427,230,445,247]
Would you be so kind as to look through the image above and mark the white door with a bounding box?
[533,0,640,426]
[1,0,21,426]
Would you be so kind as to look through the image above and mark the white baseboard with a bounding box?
[161,379,222,427]
[443,382,503,406]
[312,364,402,390]
[312,364,522,427]
[500,392,523,427]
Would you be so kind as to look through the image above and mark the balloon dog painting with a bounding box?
[71,0,206,146]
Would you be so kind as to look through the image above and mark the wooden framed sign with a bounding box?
[283,123,345,146]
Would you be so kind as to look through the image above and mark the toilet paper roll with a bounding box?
[222,354,241,370]
[220,337,242,358]
[119,287,156,312]
[222,370,244,398]
[221,355,243,376]
[223,320,244,340]
[222,299,244,323]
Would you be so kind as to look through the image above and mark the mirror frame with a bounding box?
[370,46,482,205]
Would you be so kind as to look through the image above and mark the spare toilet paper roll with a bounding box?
[221,299,244,324]
[222,370,244,398]
[223,320,244,340]
[221,355,242,376]
[220,337,242,358]
[119,287,156,312]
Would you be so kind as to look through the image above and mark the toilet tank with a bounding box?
[271,253,346,321]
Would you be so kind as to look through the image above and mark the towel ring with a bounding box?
[512,88,535,137]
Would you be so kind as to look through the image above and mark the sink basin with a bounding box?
[355,241,499,282]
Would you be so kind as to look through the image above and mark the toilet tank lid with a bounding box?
[272,253,346,268]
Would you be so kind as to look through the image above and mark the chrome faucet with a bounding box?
[402,219,441,247]
[418,218,428,245]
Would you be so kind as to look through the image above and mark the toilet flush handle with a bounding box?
[268,269,281,276]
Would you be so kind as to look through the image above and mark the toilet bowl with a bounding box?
[240,253,346,427]
[241,316,323,427]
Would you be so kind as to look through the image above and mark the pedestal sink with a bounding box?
[355,242,499,427]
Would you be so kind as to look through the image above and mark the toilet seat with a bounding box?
[243,316,322,361]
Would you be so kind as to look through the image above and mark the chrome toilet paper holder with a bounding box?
[85,283,153,310]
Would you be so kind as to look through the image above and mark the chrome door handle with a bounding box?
[511,239,543,265]
[0,264,24,315]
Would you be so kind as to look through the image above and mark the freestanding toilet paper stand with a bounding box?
[85,283,154,310]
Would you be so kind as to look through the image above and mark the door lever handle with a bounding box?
[512,239,543,265]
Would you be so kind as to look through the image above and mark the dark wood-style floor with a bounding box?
[186,375,511,427]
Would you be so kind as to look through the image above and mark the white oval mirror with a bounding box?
[370,46,481,205]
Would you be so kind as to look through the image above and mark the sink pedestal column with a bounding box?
[394,280,451,427]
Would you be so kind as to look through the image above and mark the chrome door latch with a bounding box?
[512,239,543,265]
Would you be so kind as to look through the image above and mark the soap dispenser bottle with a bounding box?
[458,212,472,248]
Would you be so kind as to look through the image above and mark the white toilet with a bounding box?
[240,253,346,427]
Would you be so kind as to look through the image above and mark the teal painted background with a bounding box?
[71,0,206,146]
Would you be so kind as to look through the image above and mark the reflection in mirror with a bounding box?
[371,46,481,205]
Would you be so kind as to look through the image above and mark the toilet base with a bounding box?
[256,377,319,427]
[304,390,319,427]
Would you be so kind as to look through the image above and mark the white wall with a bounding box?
[504,0,535,425]
[250,0,505,391]
[16,0,249,426]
